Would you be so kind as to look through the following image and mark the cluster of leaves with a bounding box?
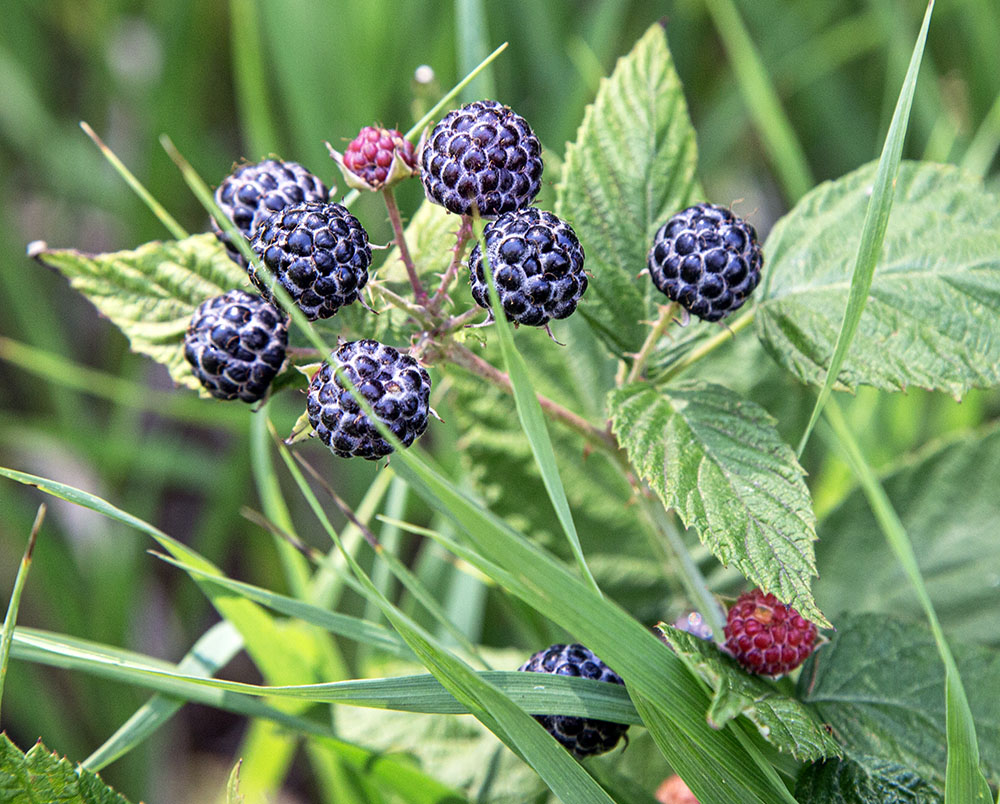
[4,15,1000,804]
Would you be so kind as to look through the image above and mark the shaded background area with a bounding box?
[1,0,999,801]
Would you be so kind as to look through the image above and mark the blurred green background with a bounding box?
[2,0,999,801]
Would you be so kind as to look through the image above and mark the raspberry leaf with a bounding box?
[657,625,840,762]
[0,734,134,803]
[33,234,247,394]
[797,614,1000,789]
[557,21,700,359]
[795,757,943,804]
[815,423,1000,645]
[757,161,1000,397]
[608,381,826,626]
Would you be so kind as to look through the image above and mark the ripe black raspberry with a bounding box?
[306,340,431,460]
[183,289,288,403]
[212,159,328,266]
[723,589,817,677]
[647,202,762,322]
[420,99,542,217]
[517,643,629,759]
[468,208,587,327]
[250,201,371,321]
[340,126,417,189]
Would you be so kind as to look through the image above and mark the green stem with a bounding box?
[626,303,678,384]
[431,216,474,311]
[658,308,755,383]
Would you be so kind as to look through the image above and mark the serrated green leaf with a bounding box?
[798,613,1000,788]
[556,21,701,358]
[815,423,1000,645]
[35,233,248,392]
[757,161,1000,397]
[609,381,825,626]
[659,625,840,762]
[0,734,133,804]
[795,756,943,804]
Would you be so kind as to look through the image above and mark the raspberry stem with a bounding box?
[443,343,621,455]
[658,308,756,383]
[430,216,474,312]
[382,186,429,305]
[626,303,679,384]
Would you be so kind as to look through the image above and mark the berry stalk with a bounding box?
[430,216,474,311]
[382,186,429,306]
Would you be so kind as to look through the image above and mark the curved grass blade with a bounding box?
[274,438,618,804]
[823,398,992,803]
[79,121,188,240]
[0,504,43,723]
[83,620,244,771]
[477,222,601,596]
[152,552,412,659]
[796,0,935,456]
[702,0,813,202]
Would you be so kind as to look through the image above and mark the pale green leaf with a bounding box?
[609,381,825,626]
[556,21,701,358]
[798,614,1000,788]
[757,161,1000,398]
[380,198,457,287]
[0,734,133,804]
[658,625,840,762]
[34,233,248,392]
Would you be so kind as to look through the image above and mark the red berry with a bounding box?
[723,589,817,676]
[342,126,416,188]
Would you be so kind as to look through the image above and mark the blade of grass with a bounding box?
[0,504,44,724]
[274,437,619,804]
[229,0,281,158]
[0,336,242,431]
[796,0,934,457]
[250,405,311,598]
[152,552,412,659]
[79,121,188,240]
[14,625,638,722]
[961,87,1000,179]
[477,221,601,596]
[703,0,814,202]
[822,397,992,803]
[83,620,244,771]
[455,0,496,103]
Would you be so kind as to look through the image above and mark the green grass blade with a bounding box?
[0,504,43,724]
[477,223,601,596]
[382,450,795,803]
[822,398,992,803]
[961,87,1000,179]
[250,406,311,598]
[703,0,814,202]
[796,0,934,457]
[229,0,281,158]
[455,0,496,102]
[11,628,338,740]
[0,336,242,431]
[79,121,188,240]
[82,620,244,771]
[152,552,412,659]
[274,439,618,804]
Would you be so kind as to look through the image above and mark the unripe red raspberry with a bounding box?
[329,126,417,191]
[723,589,817,676]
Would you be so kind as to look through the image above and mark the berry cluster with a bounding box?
[517,643,629,759]
[338,126,417,189]
[723,589,817,676]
